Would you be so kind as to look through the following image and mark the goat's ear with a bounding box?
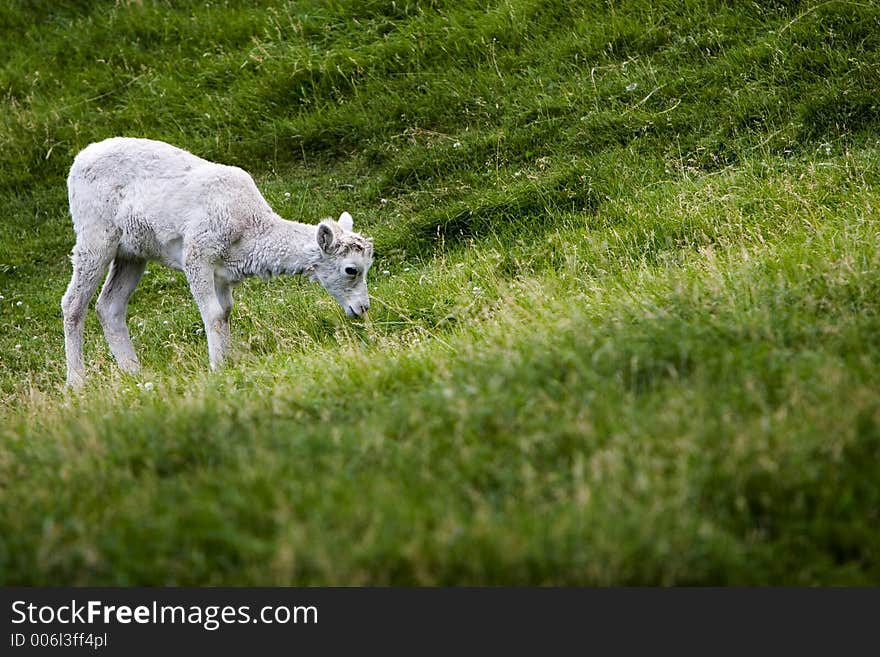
[317,221,337,253]
[338,211,353,232]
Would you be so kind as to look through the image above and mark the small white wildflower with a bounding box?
[137,321,145,328]
[205,113,211,118]
[379,198,388,205]
[16,301,23,306]
[473,286,481,293]
[163,320,170,325]
[31,335,38,340]
[452,141,461,148]
[14,344,21,350]
[143,382,154,391]
[0,294,4,300]
[382,270,391,276]
[403,267,411,272]
[284,192,291,198]
[626,82,638,92]
[514,171,522,177]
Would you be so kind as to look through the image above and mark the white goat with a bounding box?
[62,137,373,388]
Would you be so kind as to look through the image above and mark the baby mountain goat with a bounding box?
[62,137,373,388]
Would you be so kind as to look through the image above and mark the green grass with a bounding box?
[1,0,879,584]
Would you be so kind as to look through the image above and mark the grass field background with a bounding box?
[1,0,879,584]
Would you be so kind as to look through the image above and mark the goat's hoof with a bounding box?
[65,374,85,390]
[119,361,141,375]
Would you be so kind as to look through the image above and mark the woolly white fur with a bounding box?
[61,137,373,388]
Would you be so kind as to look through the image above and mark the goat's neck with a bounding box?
[243,216,321,280]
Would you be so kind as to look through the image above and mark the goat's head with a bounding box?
[313,212,374,318]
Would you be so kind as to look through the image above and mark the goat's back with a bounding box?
[70,137,204,185]
[66,138,270,242]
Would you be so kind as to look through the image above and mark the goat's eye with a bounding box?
[344,266,358,276]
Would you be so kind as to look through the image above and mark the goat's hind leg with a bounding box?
[96,256,146,375]
[61,238,117,388]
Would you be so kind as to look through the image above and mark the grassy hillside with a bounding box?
[1,0,879,584]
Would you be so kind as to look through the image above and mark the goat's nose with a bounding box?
[347,303,368,318]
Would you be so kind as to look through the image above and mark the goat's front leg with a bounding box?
[184,253,230,370]
[215,277,234,323]
[214,277,234,361]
